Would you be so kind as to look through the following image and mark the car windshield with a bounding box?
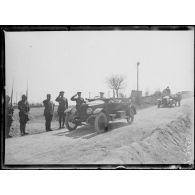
[87,100,104,106]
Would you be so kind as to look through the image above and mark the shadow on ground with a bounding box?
[53,121,130,139]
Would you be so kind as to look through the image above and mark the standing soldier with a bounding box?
[5,95,14,138]
[55,91,68,129]
[176,92,182,106]
[71,92,85,111]
[43,94,54,131]
[18,95,30,136]
[99,92,105,99]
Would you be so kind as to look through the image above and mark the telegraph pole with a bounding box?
[16,92,18,105]
[137,62,140,91]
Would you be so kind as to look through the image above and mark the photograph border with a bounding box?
[1,25,194,170]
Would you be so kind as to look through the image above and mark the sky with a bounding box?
[5,30,194,104]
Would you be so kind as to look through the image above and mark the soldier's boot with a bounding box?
[58,115,62,129]
[23,123,28,135]
[20,123,24,136]
[45,121,48,131]
[48,122,52,131]
[62,114,65,128]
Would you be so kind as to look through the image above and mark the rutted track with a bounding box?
[5,98,194,165]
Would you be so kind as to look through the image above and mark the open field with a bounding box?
[5,97,194,165]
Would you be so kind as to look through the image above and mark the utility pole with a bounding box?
[137,62,140,91]
[15,92,18,105]
[26,81,28,100]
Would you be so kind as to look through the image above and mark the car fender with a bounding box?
[65,107,73,113]
[93,108,104,115]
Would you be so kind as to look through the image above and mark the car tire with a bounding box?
[65,113,77,131]
[94,112,108,133]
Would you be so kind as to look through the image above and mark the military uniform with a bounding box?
[166,88,171,96]
[18,99,30,136]
[43,99,54,131]
[176,92,182,106]
[5,97,14,138]
[71,93,85,111]
[55,95,68,128]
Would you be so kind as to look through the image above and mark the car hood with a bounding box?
[86,100,105,107]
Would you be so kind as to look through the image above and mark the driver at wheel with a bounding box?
[71,92,85,113]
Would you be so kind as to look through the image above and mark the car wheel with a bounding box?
[65,113,77,131]
[94,112,108,133]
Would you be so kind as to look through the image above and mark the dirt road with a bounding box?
[5,98,194,165]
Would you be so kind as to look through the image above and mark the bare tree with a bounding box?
[107,75,126,98]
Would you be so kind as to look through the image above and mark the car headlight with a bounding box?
[71,108,77,114]
[86,108,93,114]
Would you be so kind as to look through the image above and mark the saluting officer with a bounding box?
[5,95,14,138]
[18,95,30,136]
[43,94,54,131]
[71,92,85,111]
[55,91,68,129]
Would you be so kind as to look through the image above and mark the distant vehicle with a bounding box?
[65,98,136,133]
[157,96,176,108]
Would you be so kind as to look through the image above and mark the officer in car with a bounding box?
[99,92,105,99]
[166,86,171,96]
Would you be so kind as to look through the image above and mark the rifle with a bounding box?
[26,80,28,101]
[10,80,14,108]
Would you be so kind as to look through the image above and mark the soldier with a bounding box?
[71,92,85,111]
[55,91,68,129]
[5,95,14,138]
[71,92,85,116]
[176,92,182,106]
[166,86,171,96]
[43,94,54,131]
[99,92,104,99]
[18,95,30,136]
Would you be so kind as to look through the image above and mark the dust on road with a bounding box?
[5,98,194,165]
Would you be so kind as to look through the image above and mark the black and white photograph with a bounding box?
[1,26,194,169]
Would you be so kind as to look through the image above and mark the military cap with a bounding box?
[60,91,64,94]
[77,92,82,94]
[22,94,26,98]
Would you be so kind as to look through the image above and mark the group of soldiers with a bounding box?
[6,87,181,138]
[5,91,87,138]
[6,94,30,138]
